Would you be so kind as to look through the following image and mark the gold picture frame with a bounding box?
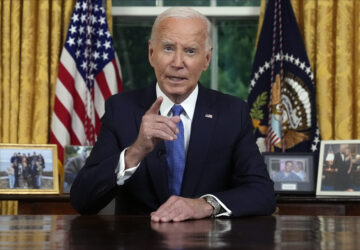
[0,144,59,194]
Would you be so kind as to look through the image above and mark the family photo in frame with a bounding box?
[0,144,59,194]
[317,140,360,196]
[263,153,315,193]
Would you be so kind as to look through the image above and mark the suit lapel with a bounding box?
[181,85,217,197]
[134,85,170,203]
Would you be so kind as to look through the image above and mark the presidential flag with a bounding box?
[247,0,320,153]
[50,0,123,163]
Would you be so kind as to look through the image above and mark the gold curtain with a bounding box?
[0,0,113,215]
[0,200,18,215]
[259,0,360,140]
[0,0,75,145]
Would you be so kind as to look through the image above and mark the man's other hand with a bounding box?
[151,196,214,222]
[125,97,180,168]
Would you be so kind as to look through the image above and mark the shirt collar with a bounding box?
[156,83,198,120]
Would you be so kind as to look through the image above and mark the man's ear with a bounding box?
[203,47,213,71]
[148,40,154,67]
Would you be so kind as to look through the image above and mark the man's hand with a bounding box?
[125,97,181,168]
[151,196,214,222]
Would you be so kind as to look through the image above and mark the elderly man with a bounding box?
[334,144,351,191]
[71,7,275,222]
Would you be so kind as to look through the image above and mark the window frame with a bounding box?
[112,6,260,18]
[112,5,260,91]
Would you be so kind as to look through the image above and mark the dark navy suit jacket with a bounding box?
[70,84,276,216]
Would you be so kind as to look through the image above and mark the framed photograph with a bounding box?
[316,140,360,196]
[63,145,92,193]
[263,153,315,193]
[0,144,59,194]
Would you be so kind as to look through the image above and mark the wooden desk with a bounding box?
[1,194,360,216]
[277,195,360,216]
[0,195,76,215]
[0,215,360,249]
[2,195,360,216]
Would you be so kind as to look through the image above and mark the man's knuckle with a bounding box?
[142,115,149,122]
[143,128,152,138]
[178,198,186,206]
[158,123,165,130]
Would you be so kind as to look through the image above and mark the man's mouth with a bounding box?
[167,76,187,82]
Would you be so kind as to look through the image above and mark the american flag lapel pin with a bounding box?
[205,114,213,119]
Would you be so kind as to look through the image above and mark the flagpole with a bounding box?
[267,0,278,153]
[278,0,286,153]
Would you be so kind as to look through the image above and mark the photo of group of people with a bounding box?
[320,143,360,192]
[0,148,54,190]
[269,159,309,183]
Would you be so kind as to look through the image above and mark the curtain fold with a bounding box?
[0,0,76,145]
[0,0,113,215]
[0,201,18,215]
[259,0,360,140]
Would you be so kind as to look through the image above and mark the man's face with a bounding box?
[285,162,293,172]
[339,144,347,153]
[149,17,212,102]
[294,164,300,172]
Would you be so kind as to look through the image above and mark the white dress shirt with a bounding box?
[341,153,345,161]
[115,83,231,217]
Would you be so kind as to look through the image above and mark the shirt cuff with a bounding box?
[201,194,232,217]
[115,147,140,185]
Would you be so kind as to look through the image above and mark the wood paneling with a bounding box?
[1,195,360,216]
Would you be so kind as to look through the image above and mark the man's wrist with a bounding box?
[203,196,221,217]
[125,144,145,169]
[200,198,214,218]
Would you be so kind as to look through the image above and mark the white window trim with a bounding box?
[112,7,260,18]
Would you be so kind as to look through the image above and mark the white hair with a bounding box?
[150,7,212,51]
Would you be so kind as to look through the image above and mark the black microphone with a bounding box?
[157,149,167,158]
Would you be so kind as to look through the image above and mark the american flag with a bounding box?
[50,0,122,163]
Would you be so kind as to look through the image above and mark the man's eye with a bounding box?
[164,46,173,51]
[187,49,195,55]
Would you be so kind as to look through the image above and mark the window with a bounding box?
[112,0,260,100]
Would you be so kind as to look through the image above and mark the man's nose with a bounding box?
[171,50,184,68]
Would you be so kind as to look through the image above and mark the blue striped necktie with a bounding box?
[165,105,185,196]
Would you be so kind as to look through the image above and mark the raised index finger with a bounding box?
[146,96,163,115]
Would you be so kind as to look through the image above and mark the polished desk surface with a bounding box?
[1,215,360,249]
